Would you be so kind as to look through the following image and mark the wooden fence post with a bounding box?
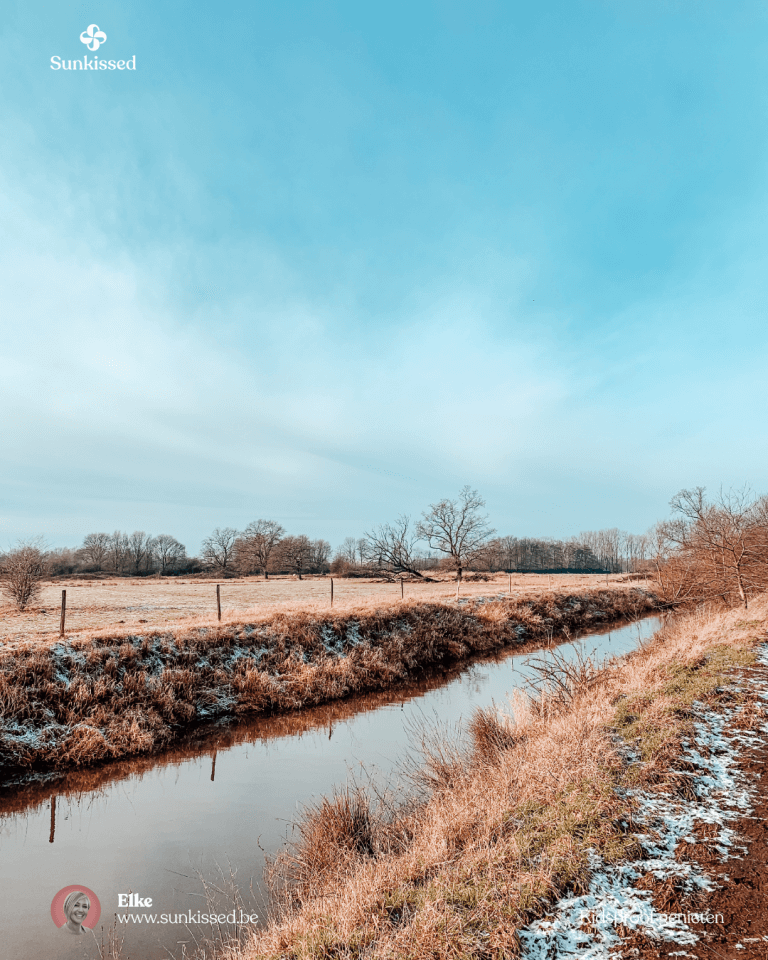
[49,796,56,844]
[59,590,66,637]
[216,584,221,622]
[401,579,404,599]
[331,578,334,606]
[509,573,511,594]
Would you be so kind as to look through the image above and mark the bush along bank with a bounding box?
[0,588,658,774]
[237,598,768,960]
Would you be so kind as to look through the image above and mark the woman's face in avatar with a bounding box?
[69,896,90,924]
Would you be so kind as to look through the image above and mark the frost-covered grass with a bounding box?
[223,597,768,960]
[520,662,768,958]
[0,573,645,642]
[0,588,656,773]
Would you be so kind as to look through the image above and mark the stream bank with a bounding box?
[0,587,659,775]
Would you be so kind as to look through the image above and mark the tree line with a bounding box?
[4,484,767,611]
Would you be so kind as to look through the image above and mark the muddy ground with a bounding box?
[619,663,768,960]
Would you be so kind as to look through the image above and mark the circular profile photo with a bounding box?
[51,886,101,935]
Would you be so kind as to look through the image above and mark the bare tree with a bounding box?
[336,537,358,565]
[655,487,768,609]
[80,532,111,570]
[153,534,187,574]
[126,531,151,575]
[0,538,49,611]
[309,539,332,573]
[417,487,495,582]
[235,520,285,578]
[356,538,369,566]
[201,527,239,575]
[108,531,129,574]
[365,515,424,579]
[275,535,313,579]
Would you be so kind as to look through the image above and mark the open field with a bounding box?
[0,572,646,644]
[225,598,768,960]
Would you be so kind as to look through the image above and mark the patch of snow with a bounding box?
[520,646,768,959]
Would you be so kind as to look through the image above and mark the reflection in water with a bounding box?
[0,615,662,960]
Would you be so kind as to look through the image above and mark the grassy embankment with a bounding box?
[0,588,655,774]
[222,597,768,960]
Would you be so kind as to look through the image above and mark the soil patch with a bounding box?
[629,665,768,960]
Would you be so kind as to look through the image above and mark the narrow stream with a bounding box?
[0,614,662,960]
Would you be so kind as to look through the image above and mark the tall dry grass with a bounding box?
[221,597,767,960]
[0,589,657,774]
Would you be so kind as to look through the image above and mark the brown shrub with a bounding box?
[0,539,49,611]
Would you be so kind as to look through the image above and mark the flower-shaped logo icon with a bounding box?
[80,25,107,51]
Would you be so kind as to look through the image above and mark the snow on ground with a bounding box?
[519,647,768,960]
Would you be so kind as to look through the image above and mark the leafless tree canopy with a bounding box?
[652,487,768,609]
[417,486,495,581]
[17,485,768,610]
[127,531,151,575]
[201,527,239,574]
[108,531,129,573]
[0,538,49,611]
[74,530,188,575]
[153,534,187,574]
[235,520,286,578]
[81,532,111,569]
[364,515,423,579]
[274,535,313,579]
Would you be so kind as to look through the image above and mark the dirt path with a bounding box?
[644,696,768,960]
[517,655,768,960]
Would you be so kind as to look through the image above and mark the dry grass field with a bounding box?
[227,598,768,960]
[0,572,645,644]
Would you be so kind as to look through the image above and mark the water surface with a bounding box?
[0,615,662,960]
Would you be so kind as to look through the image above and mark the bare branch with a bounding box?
[364,516,424,579]
[416,486,495,581]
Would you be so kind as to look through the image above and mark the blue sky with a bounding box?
[1,0,767,553]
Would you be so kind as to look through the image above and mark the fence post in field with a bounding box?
[509,573,511,594]
[59,590,66,637]
[216,584,221,622]
[401,579,404,599]
[331,578,334,607]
